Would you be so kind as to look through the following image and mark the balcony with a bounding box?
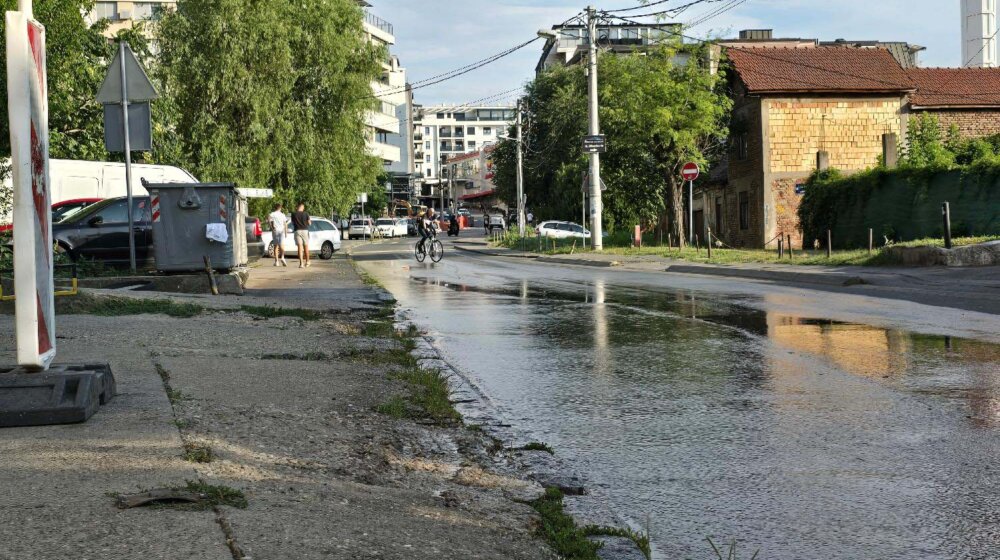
[414,133,423,141]
[365,11,393,36]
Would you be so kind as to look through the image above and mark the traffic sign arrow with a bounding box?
[97,43,159,104]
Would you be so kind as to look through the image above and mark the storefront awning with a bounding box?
[459,189,496,201]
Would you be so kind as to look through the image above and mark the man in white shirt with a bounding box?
[268,203,289,267]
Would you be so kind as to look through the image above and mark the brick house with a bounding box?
[906,68,1000,138]
[697,47,914,249]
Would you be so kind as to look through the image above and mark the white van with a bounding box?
[1,159,198,224]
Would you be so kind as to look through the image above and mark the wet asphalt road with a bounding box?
[350,235,1000,560]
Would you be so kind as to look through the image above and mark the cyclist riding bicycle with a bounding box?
[417,208,438,254]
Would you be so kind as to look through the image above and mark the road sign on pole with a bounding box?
[7,5,55,369]
[681,162,700,181]
[582,135,606,154]
[97,42,158,274]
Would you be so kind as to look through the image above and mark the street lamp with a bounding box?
[537,6,603,250]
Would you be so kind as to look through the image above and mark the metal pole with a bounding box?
[516,100,525,238]
[868,228,873,254]
[120,42,136,274]
[688,179,694,245]
[586,5,603,251]
[826,229,832,258]
[942,202,953,249]
[582,189,587,250]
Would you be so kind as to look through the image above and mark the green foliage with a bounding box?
[900,114,955,169]
[495,45,730,241]
[157,0,384,218]
[529,488,603,559]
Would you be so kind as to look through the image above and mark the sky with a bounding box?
[370,0,963,106]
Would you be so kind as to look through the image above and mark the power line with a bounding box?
[685,0,749,28]
[604,0,722,19]
[604,12,1000,107]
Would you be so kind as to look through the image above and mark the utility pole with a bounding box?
[119,41,137,273]
[586,5,603,250]
[515,99,525,237]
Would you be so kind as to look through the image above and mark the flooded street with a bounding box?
[353,240,1000,560]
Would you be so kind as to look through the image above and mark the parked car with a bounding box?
[52,196,153,263]
[457,208,471,218]
[486,213,506,232]
[261,216,342,260]
[536,221,590,240]
[375,217,407,238]
[0,198,102,233]
[398,218,418,237]
[348,218,375,240]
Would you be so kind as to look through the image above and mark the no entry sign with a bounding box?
[681,162,700,181]
[7,8,55,369]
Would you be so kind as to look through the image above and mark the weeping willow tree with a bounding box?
[157,0,385,217]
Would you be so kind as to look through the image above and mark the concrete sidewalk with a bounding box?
[0,256,553,560]
[452,239,1000,314]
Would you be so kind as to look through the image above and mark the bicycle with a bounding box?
[414,231,443,263]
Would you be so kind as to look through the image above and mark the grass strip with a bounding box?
[529,488,602,559]
[42,293,204,318]
[241,305,323,321]
[389,367,459,424]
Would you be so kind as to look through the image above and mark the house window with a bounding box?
[735,133,748,161]
[425,168,432,177]
[468,141,477,149]
[483,127,492,135]
[467,126,476,135]
[425,155,431,163]
[94,1,117,19]
[424,127,431,135]
[715,197,723,234]
[424,141,430,149]
[738,191,749,230]
[375,131,390,144]
[436,114,445,119]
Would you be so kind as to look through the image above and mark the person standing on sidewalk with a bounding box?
[268,203,289,267]
[292,203,312,268]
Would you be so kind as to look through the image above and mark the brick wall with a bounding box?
[920,109,1000,138]
[772,178,807,249]
[766,98,904,172]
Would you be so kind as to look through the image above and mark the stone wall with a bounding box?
[771,178,807,249]
[919,109,1000,138]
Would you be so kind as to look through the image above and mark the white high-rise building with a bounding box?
[361,2,406,169]
[962,0,998,67]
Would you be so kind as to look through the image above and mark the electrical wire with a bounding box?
[604,12,1000,107]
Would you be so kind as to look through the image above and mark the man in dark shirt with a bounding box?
[291,203,311,268]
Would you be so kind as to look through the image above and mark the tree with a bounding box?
[495,44,730,245]
[0,0,115,219]
[157,0,384,218]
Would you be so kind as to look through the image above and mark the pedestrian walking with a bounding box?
[268,203,289,267]
[292,203,312,268]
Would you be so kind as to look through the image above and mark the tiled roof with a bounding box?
[907,67,1000,107]
[726,46,915,94]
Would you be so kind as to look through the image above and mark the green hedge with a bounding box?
[799,166,1000,247]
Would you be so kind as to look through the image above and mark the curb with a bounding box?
[452,244,540,259]
[665,264,869,287]
[536,256,621,268]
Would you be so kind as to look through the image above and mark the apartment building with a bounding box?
[86,1,174,41]
[361,2,408,175]
[536,21,683,72]
[411,105,514,182]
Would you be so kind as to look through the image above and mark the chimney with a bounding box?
[738,29,773,41]
[962,0,998,67]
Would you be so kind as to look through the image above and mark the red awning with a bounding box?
[459,189,496,201]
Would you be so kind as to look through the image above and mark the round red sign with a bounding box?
[681,162,700,181]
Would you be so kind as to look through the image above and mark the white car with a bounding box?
[262,216,342,260]
[348,218,375,239]
[536,221,590,239]
[375,218,407,238]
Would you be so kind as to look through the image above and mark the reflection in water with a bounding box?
[395,271,1000,560]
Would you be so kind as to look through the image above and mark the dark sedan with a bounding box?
[53,197,152,263]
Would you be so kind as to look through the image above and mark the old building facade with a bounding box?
[699,47,912,249]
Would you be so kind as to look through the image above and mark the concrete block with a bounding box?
[0,363,116,427]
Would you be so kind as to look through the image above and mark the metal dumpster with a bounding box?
[143,181,248,272]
